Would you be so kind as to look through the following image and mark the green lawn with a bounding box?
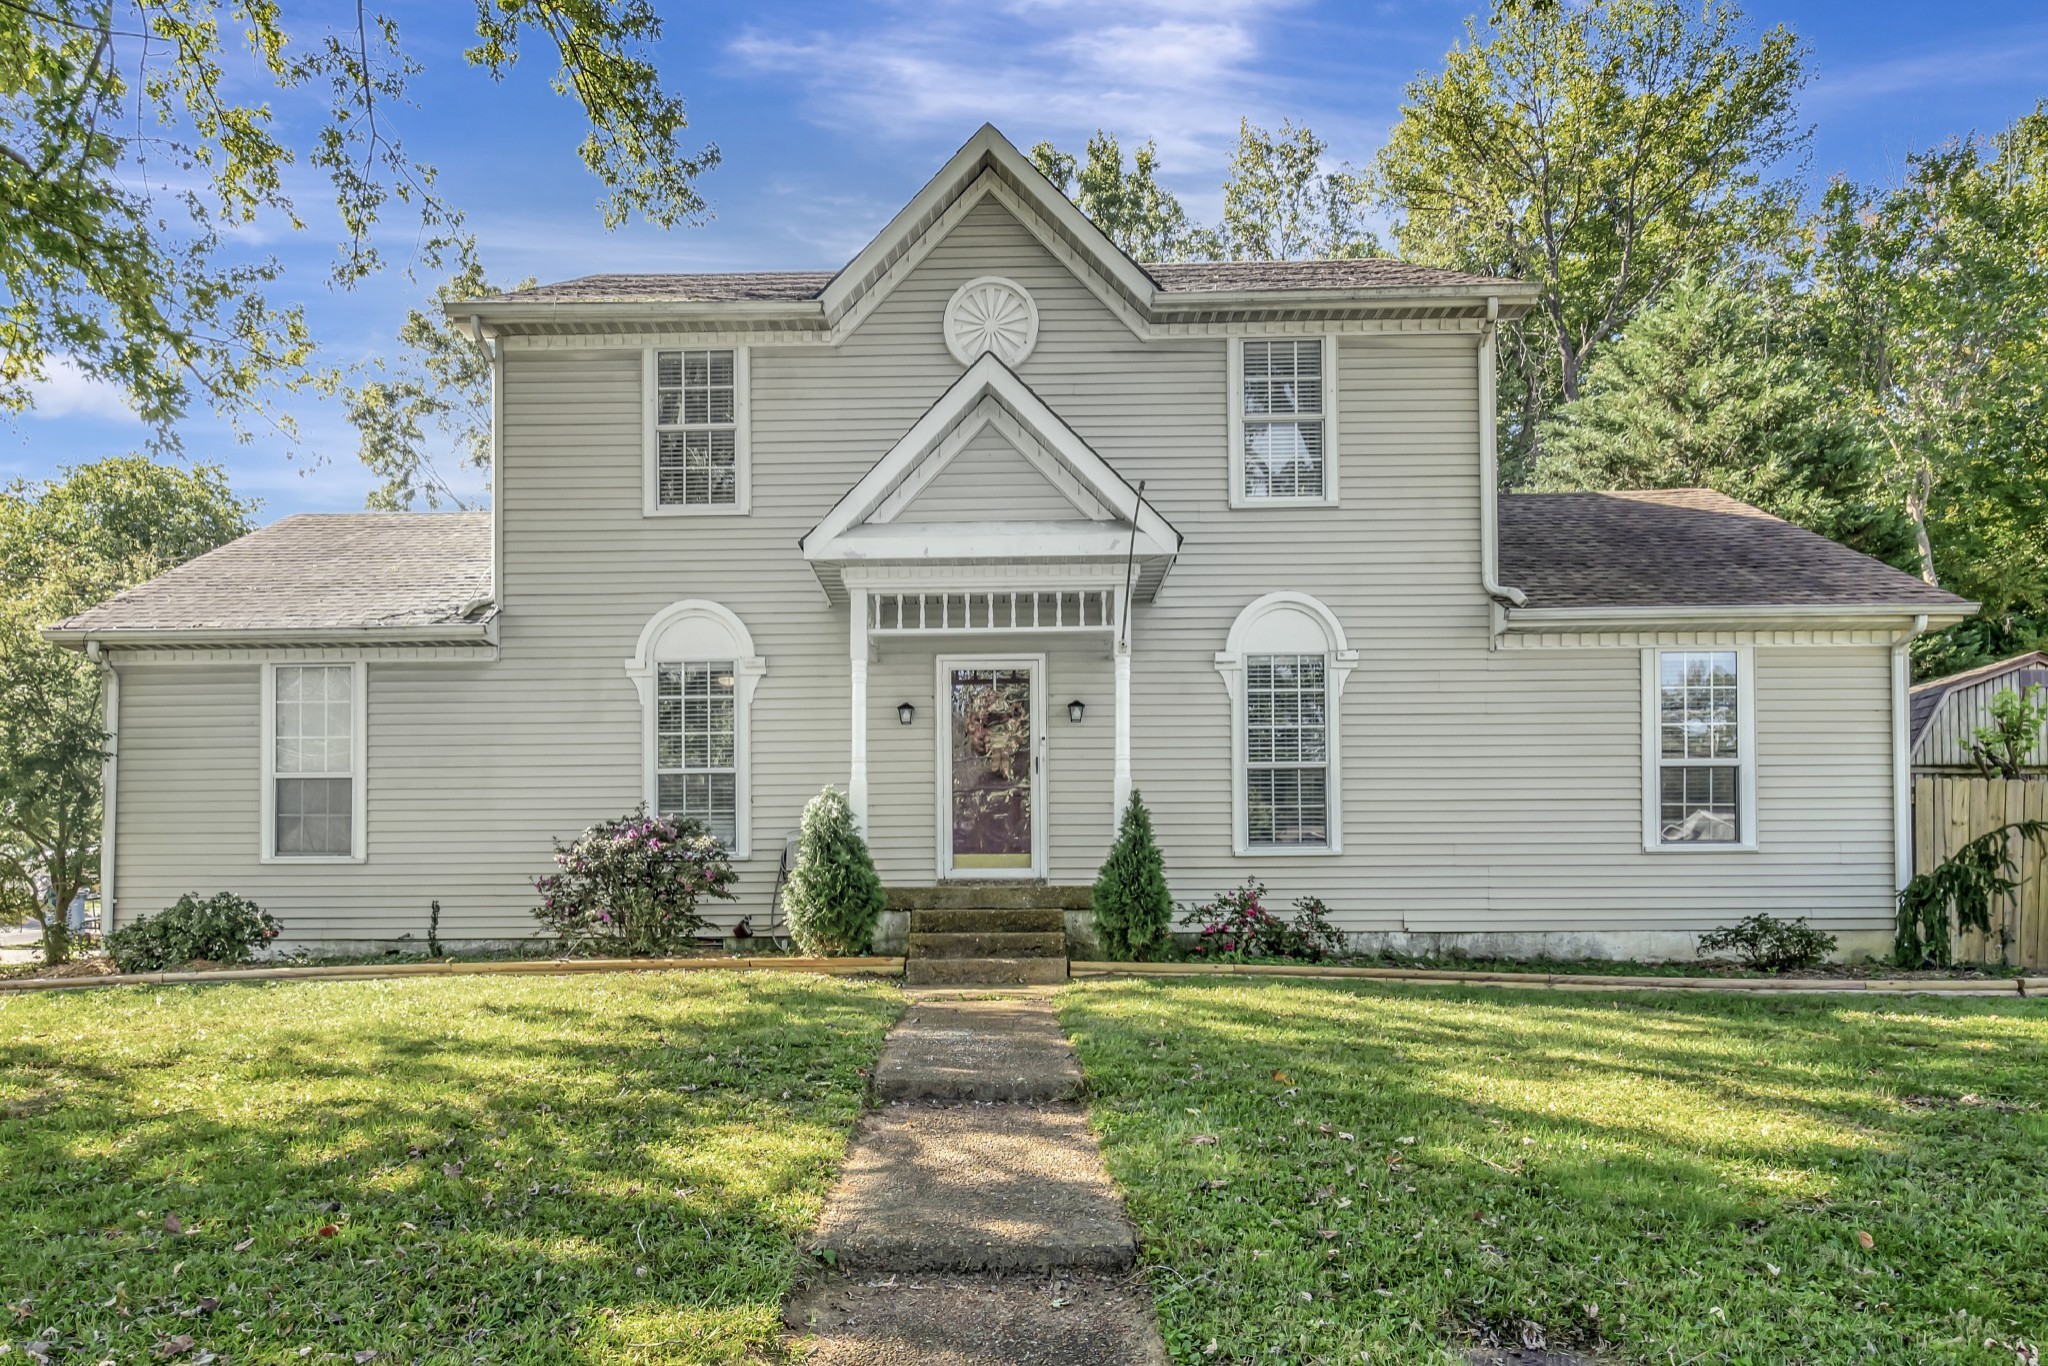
[1062,978,2048,1365]
[0,972,900,1363]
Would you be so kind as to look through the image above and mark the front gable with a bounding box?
[799,353,1180,599]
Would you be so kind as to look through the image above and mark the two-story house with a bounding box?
[53,126,1972,959]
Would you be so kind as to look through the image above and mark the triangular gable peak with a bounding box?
[819,124,1157,344]
[800,354,1180,599]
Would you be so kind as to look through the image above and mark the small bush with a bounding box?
[783,786,886,956]
[532,808,736,954]
[1696,913,1837,973]
[1091,789,1173,960]
[1182,878,1346,963]
[106,892,281,973]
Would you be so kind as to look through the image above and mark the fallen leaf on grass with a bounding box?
[163,1215,183,1235]
[232,1238,254,1253]
[315,1225,338,1239]
[156,1334,196,1358]
[1197,1178,1229,1190]
[354,1352,378,1364]
[1272,1071,1290,1084]
[1857,1230,1875,1250]
[1189,1134,1218,1146]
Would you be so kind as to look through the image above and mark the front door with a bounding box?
[939,656,1045,878]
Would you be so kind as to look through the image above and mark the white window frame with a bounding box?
[624,601,765,858]
[1641,646,1758,853]
[1228,334,1339,509]
[643,346,751,517]
[1214,592,1357,855]
[259,661,368,864]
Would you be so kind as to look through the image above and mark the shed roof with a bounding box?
[50,513,492,638]
[1498,490,1972,615]
[1908,651,2048,745]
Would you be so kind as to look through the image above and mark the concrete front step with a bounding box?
[786,1272,1169,1365]
[908,930,1066,960]
[909,907,1066,935]
[811,1103,1137,1274]
[887,884,1093,913]
[872,998,1083,1103]
[904,957,1068,986]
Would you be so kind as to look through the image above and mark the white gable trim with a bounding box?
[821,124,1156,343]
[801,353,1180,563]
[868,396,1112,526]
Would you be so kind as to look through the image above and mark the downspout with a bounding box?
[476,315,503,624]
[1477,296,1527,645]
[87,641,119,933]
[1893,614,1929,893]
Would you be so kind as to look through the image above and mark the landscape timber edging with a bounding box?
[1067,960,2040,996]
[0,956,906,995]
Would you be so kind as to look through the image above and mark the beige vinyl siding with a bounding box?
[109,194,1903,943]
[895,425,1088,524]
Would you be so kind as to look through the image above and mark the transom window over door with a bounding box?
[1232,336,1336,505]
[1246,653,1328,847]
[1643,647,1757,850]
[657,661,737,846]
[644,348,750,515]
[262,662,365,861]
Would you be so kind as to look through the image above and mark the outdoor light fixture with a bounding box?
[1067,699,1086,723]
[898,702,916,725]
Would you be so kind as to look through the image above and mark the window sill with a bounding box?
[1235,843,1343,857]
[260,853,368,865]
[1640,841,1760,855]
[643,503,750,518]
[1228,494,1339,511]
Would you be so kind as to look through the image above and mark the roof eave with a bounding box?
[1148,282,1541,313]
[44,621,498,650]
[1503,602,1977,631]
[452,298,827,330]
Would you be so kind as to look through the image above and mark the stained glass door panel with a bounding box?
[948,666,1035,871]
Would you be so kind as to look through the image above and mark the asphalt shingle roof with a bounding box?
[492,258,1518,305]
[1498,490,1972,613]
[55,513,492,634]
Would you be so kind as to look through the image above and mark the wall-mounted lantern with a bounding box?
[1067,699,1086,724]
[898,702,916,726]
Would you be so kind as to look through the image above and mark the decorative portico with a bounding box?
[799,351,1181,874]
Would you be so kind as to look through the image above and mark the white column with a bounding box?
[849,590,869,830]
[1113,638,1133,827]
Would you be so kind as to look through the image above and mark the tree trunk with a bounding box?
[39,914,71,966]
[1905,459,1939,586]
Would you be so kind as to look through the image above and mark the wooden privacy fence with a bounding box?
[1914,774,2048,968]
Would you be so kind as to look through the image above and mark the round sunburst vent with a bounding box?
[944,275,1039,367]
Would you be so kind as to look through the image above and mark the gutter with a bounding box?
[44,622,498,650]
[1477,297,1528,628]
[1502,602,1975,629]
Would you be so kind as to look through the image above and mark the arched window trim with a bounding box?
[1213,592,1357,857]
[623,600,766,858]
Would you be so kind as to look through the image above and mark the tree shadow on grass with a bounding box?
[0,972,902,1364]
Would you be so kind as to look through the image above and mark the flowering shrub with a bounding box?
[1182,879,1347,962]
[532,809,737,954]
[106,892,281,973]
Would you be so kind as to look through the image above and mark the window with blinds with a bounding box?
[268,663,359,858]
[1239,338,1329,501]
[656,660,738,846]
[1245,652,1329,847]
[651,349,742,509]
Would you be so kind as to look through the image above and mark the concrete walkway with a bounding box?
[786,992,1167,1364]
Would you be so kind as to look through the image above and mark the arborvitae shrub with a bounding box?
[1091,789,1173,960]
[784,785,887,956]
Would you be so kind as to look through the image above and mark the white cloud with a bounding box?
[25,359,142,426]
[728,0,1310,179]
[1810,34,2048,112]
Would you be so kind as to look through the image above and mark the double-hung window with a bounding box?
[1246,653,1329,847]
[645,347,749,515]
[1645,648,1756,849]
[262,662,366,861]
[655,660,738,847]
[1231,336,1336,505]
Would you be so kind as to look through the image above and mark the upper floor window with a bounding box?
[262,662,366,862]
[644,347,750,516]
[1643,647,1757,851]
[1230,336,1337,507]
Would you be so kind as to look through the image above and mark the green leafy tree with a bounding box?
[0,457,254,963]
[1800,106,2048,672]
[1535,274,1915,563]
[1029,131,1195,262]
[1373,0,1808,481]
[1,2,716,444]
[1198,119,1379,262]
[782,786,886,957]
[1091,789,1172,960]
[1965,686,2048,779]
[342,259,534,509]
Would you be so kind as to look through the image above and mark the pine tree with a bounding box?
[783,785,886,956]
[1091,790,1173,961]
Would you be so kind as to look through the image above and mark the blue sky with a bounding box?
[12,0,2048,516]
